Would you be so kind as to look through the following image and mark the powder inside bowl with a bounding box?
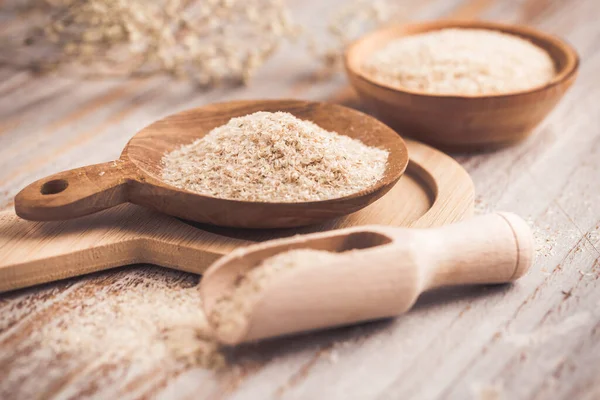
[209,249,339,339]
[362,28,556,96]
[161,111,388,202]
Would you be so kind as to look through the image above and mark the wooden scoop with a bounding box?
[14,100,408,229]
[200,212,534,345]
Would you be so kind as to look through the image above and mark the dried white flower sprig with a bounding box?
[7,0,403,85]
[22,0,300,85]
[308,0,404,77]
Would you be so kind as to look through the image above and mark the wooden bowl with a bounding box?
[345,20,580,150]
[15,100,408,229]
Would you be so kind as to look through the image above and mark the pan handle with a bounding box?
[14,160,132,221]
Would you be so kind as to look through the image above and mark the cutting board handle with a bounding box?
[14,161,131,221]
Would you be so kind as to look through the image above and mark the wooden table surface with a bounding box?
[1,0,599,399]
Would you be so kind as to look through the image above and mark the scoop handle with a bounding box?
[418,212,534,290]
[14,161,131,221]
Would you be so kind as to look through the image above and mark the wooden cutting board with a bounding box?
[0,140,474,293]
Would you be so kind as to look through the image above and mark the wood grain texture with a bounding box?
[0,139,473,293]
[345,20,579,150]
[1,0,600,399]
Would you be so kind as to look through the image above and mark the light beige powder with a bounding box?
[37,271,221,368]
[209,249,339,339]
[2,268,224,399]
[362,28,556,95]
[161,111,388,202]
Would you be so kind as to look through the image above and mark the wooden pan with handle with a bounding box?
[14,100,408,229]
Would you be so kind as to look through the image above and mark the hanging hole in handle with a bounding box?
[41,179,69,195]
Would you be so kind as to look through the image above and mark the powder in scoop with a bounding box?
[362,28,556,95]
[161,111,388,202]
[209,249,339,339]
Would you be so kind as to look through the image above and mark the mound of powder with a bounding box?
[209,249,339,339]
[161,111,388,202]
[37,270,223,369]
[362,28,556,95]
[1,268,225,400]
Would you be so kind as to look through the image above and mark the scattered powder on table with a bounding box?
[209,249,339,339]
[161,111,388,202]
[362,28,556,95]
[51,280,220,366]
[31,271,220,369]
[2,268,224,399]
